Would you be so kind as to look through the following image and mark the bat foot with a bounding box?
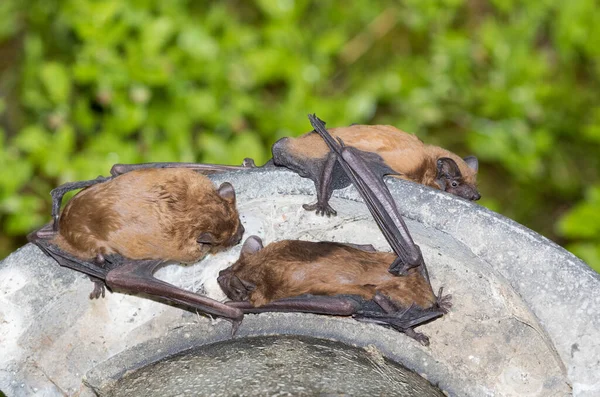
[404,328,430,346]
[302,202,337,217]
[89,280,106,299]
[241,158,256,168]
[354,303,443,341]
[436,287,452,313]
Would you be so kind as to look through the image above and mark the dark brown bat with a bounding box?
[218,114,451,345]
[271,123,480,216]
[29,167,247,327]
[218,240,448,345]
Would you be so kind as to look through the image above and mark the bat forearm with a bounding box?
[106,260,244,321]
[226,295,363,316]
[50,176,113,231]
[308,114,422,270]
[110,161,257,176]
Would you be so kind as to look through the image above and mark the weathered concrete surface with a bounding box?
[0,168,597,396]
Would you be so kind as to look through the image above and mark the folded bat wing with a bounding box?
[308,114,427,279]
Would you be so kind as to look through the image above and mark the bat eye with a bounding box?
[451,181,459,188]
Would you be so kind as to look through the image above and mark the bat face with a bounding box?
[194,181,246,255]
[435,157,481,201]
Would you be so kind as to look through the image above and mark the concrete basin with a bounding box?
[1,168,598,396]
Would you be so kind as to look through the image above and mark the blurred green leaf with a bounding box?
[39,62,71,105]
[0,0,20,40]
[558,186,600,239]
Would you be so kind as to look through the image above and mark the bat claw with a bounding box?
[230,318,242,337]
[89,281,106,299]
[302,202,337,217]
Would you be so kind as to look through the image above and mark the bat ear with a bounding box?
[436,157,462,179]
[241,235,263,256]
[463,156,479,172]
[197,232,217,244]
[217,182,236,202]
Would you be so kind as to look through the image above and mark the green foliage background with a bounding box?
[0,0,599,271]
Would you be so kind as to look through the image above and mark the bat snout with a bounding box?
[230,223,245,246]
[447,183,481,202]
[217,271,232,297]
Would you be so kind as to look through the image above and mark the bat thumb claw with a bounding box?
[230,318,243,337]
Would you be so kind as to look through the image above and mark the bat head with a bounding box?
[435,157,481,201]
[271,136,325,180]
[217,236,263,301]
[191,182,245,257]
[217,267,256,301]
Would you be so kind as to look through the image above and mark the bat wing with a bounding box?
[51,159,260,231]
[353,304,444,346]
[226,292,440,345]
[105,259,244,326]
[29,228,110,280]
[110,160,259,176]
[50,176,113,231]
[308,114,426,278]
[226,294,363,315]
[29,230,244,330]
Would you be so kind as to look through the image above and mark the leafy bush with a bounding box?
[0,0,598,272]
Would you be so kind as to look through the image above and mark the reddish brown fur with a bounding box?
[286,125,477,189]
[224,240,437,309]
[52,168,243,263]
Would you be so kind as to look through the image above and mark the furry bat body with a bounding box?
[219,238,439,309]
[218,114,451,344]
[29,167,246,325]
[271,124,480,215]
[218,237,448,345]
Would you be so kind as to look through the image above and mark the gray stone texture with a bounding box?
[0,168,598,396]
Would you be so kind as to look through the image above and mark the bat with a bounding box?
[217,114,451,345]
[218,238,449,345]
[49,158,258,230]
[29,167,247,329]
[271,122,480,216]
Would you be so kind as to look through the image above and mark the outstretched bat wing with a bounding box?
[28,229,244,328]
[308,114,426,278]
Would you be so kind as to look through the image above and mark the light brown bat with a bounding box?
[271,124,480,215]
